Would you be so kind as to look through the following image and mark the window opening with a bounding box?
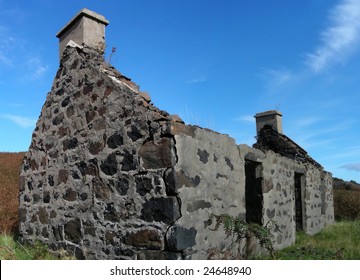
[245,160,263,225]
[294,173,304,231]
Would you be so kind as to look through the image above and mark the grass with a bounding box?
[0,233,60,260]
[267,221,360,260]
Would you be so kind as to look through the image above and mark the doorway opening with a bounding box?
[245,160,263,225]
[294,173,304,231]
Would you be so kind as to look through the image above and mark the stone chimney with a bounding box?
[255,110,283,134]
[56,8,109,59]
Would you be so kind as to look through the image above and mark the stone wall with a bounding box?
[304,168,333,235]
[19,45,183,259]
[170,124,245,259]
[18,44,334,260]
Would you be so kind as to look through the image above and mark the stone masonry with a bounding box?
[18,9,334,260]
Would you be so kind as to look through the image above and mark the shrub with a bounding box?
[334,189,360,221]
[207,214,277,259]
[0,152,25,233]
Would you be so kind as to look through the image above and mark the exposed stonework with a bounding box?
[18,10,334,260]
[254,125,322,168]
[19,44,181,259]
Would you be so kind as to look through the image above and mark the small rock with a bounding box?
[170,114,184,124]
[139,91,151,102]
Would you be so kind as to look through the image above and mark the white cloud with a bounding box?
[340,163,360,171]
[261,68,293,91]
[32,64,49,79]
[306,0,360,73]
[25,57,49,80]
[1,114,36,128]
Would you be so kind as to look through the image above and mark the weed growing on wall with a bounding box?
[207,214,277,259]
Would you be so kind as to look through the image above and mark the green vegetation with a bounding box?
[263,221,360,260]
[207,214,276,259]
[334,189,360,221]
[0,234,60,260]
[333,177,360,221]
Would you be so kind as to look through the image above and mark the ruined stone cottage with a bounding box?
[18,9,334,259]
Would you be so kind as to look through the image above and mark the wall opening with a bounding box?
[245,160,263,225]
[294,173,304,231]
[320,177,326,216]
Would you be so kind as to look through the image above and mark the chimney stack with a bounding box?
[254,110,283,134]
[56,8,109,59]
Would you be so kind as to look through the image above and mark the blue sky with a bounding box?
[1,0,360,182]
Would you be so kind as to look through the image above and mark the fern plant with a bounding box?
[207,213,278,259]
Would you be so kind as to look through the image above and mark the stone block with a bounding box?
[166,225,197,251]
[139,91,151,102]
[38,207,49,224]
[127,125,144,142]
[19,208,27,223]
[125,229,164,250]
[52,225,63,241]
[104,203,120,222]
[135,176,153,196]
[64,218,82,243]
[170,122,196,137]
[58,169,69,184]
[93,177,111,201]
[107,132,124,149]
[164,168,178,195]
[63,188,77,201]
[120,149,138,171]
[170,114,184,124]
[89,142,104,155]
[141,197,180,224]
[100,153,118,175]
[139,138,176,169]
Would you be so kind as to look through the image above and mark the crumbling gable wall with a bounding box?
[19,45,184,260]
[19,44,334,260]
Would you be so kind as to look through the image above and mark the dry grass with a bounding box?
[0,152,25,234]
[334,189,360,221]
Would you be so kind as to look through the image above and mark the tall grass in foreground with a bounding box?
[0,234,60,260]
[269,221,360,260]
